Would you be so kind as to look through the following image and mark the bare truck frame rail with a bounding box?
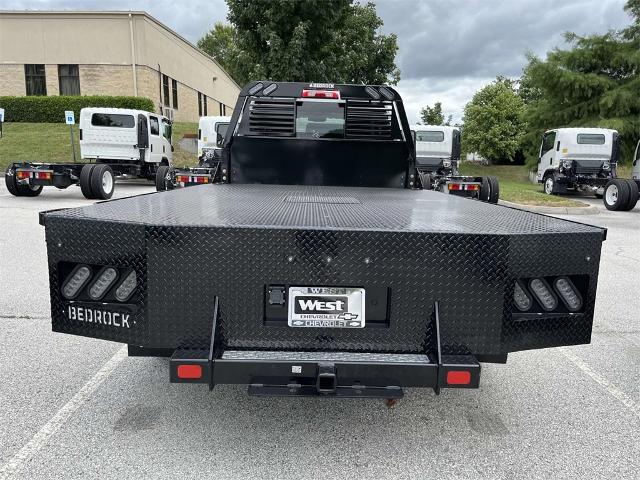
[39,82,606,399]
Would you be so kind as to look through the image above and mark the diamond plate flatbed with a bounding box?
[41,184,605,358]
[44,183,603,235]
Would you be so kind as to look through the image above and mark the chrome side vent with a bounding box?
[345,100,393,140]
[248,97,295,136]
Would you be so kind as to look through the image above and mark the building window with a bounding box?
[162,75,170,107]
[203,95,208,116]
[172,79,178,109]
[219,103,225,116]
[25,64,47,96]
[198,92,202,116]
[58,64,80,96]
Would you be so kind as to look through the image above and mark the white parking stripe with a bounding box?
[0,345,127,479]
[561,347,640,419]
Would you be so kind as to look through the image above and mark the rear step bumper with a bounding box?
[170,349,480,397]
[165,298,480,397]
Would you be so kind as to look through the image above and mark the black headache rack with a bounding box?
[158,81,418,191]
[40,184,606,398]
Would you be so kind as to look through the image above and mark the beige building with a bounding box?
[0,11,240,122]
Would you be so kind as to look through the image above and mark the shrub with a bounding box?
[0,96,156,123]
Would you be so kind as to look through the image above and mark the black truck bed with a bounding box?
[44,183,601,234]
[41,185,604,361]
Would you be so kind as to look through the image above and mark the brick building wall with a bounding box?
[0,62,235,123]
[0,65,27,95]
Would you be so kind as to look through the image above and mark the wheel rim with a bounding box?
[605,185,618,205]
[102,171,114,194]
[29,184,40,191]
[544,177,554,194]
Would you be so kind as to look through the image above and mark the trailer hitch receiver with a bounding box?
[316,363,337,394]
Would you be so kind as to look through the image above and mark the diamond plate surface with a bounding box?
[42,184,605,357]
[222,351,430,363]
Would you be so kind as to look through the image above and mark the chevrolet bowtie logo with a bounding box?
[338,313,359,321]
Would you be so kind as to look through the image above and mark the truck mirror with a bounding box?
[216,133,223,147]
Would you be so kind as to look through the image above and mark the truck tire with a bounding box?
[543,174,558,195]
[488,176,500,204]
[155,166,172,191]
[603,179,630,211]
[4,168,43,197]
[90,165,115,200]
[80,164,95,199]
[419,173,432,191]
[625,179,639,211]
[479,177,490,202]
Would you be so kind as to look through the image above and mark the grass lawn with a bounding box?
[0,122,199,171]
[458,163,587,207]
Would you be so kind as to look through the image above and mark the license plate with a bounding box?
[288,287,365,328]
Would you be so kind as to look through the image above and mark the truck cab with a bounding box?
[80,107,173,166]
[197,115,231,163]
[411,125,461,175]
[536,127,618,196]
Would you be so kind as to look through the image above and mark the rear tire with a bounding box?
[90,165,115,200]
[4,168,42,197]
[488,176,500,204]
[625,179,639,211]
[80,164,95,199]
[603,179,630,211]
[479,177,490,202]
[5,168,20,196]
[155,166,172,191]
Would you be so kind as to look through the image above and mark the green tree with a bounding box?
[419,102,452,126]
[203,0,399,86]
[520,0,640,165]
[197,23,242,82]
[462,77,526,162]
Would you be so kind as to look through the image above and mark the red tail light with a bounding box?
[302,89,340,99]
[16,171,30,180]
[446,370,471,385]
[177,364,203,379]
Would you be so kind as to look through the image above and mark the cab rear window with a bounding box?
[295,101,345,139]
[91,113,135,128]
[416,131,444,142]
[577,134,605,145]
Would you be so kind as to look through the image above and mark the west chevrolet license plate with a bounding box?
[288,287,365,328]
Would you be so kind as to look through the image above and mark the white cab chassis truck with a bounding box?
[536,128,618,198]
[198,116,231,160]
[601,139,640,211]
[411,124,499,203]
[156,115,231,191]
[5,108,173,200]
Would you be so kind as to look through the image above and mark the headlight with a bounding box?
[602,161,611,170]
[562,160,572,169]
[443,160,451,168]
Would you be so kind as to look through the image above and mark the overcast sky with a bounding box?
[3,0,633,122]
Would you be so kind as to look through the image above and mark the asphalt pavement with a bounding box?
[0,182,638,480]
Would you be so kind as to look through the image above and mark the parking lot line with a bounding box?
[560,347,640,419]
[0,345,127,480]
